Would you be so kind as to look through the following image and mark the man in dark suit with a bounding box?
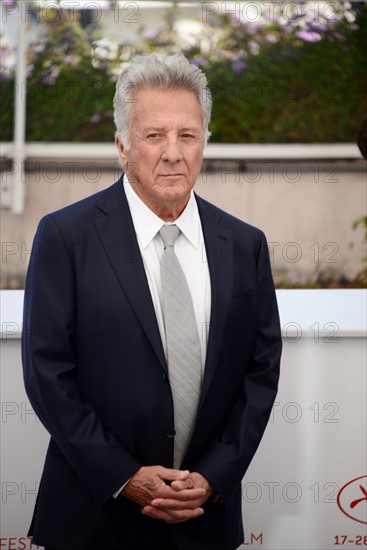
[22,53,281,550]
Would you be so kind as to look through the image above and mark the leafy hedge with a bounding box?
[207,20,367,143]
[1,3,366,143]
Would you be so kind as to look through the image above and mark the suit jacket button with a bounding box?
[166,430,176,438]
[162,373,168,381]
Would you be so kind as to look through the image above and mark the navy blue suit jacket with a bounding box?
[22,176,281,550]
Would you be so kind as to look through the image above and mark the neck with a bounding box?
[153,200,189,222]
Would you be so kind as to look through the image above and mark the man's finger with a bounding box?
[150,497,204,510]
[160,485,205,500]
[142,504,204,523]
[142,507,177,523]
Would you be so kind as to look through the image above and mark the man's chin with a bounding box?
[156,177,191,196]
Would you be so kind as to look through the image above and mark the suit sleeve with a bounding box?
[194,232,282,505]
[22,215,141,507]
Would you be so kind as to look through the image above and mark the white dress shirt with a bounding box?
[113,175,211,497]
[123,174,211,371]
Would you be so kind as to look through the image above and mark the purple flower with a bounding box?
[65,34,77,46]
[42,65,59,86]
[333,32,346,41]
[233,59,247,75]
[227,16,238,26]
[296,31,322,43]
[64,54,79,66]
[308,21,328,33]
[25,64,34,78]
[145,30,159,40]
[248,40,260,54]
[245,21,264,35]
[90,113,102,124]
[265,34,277,44]
[191,58,206,67]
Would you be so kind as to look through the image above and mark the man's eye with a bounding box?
[181,134,195,140]
[147,133,161,140]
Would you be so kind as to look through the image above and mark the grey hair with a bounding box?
[113,53,212,150]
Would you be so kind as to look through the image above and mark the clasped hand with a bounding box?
[121,466,214,523]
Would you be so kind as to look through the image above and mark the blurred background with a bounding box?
[1,0,366,288]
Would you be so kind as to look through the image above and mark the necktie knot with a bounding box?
[159,224,180,249]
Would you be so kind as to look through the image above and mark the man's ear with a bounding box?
[115,136,128,167]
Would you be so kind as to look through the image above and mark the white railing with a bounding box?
[1,288,366,340]
[0,142,363,163]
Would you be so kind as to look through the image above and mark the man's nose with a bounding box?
[162,137,183,162]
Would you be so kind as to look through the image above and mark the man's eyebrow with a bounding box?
[180,127,201,132]
[143,127,166,132]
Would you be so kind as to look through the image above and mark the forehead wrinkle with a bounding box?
[140,125,202,133]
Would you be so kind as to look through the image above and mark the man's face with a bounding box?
[116,87,205,218]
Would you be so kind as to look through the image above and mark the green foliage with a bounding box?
[353,215,367,243]
[25,63,116,142]
[1,3,366,143]
[0,79,14,140]
[205,4,367,143]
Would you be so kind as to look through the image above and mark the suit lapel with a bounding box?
[94,178,167,372]
[196,196,234,413]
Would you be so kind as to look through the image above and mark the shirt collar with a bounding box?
[123,174,200,249]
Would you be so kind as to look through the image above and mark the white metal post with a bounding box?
[12,0,27,214]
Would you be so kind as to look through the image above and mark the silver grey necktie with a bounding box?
[159,224,202,468]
